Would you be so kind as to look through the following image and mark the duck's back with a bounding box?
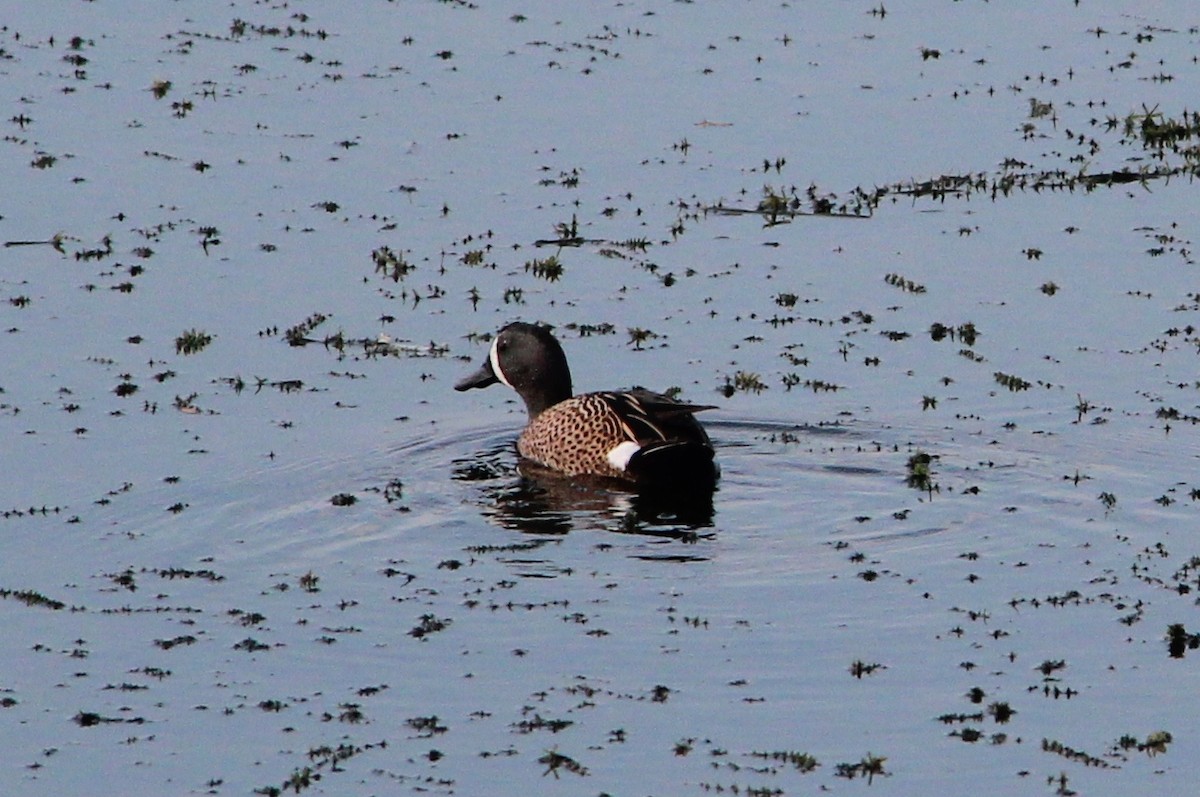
[517,389,716,486]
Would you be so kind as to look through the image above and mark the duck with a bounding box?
[455,322,718,489]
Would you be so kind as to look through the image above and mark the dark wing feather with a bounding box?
[596,389,714,446]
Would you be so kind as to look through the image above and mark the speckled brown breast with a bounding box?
[517,394,633,479]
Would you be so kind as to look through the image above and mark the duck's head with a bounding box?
[455,322,573,418]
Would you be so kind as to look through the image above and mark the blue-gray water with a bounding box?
[2,2,1199,794]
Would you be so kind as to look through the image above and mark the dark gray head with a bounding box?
[454,322,573,418]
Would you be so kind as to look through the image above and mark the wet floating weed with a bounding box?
[1165,623,1200,657]
[231,609,267,627]
[987,701,1016,723]
[1041,737,1112,768]
[175,328,213,355]
[833,753,888,784]
[538,748,589,778]
[627,327,658,349]
[749,750,819,773]
[513,713,573,734]
[154,635,197,650]
[0,588,67,610]
[277,312,329,346]
[233,637,269,653]
[929,322,977,345]
[618,237,651,251]
[849,660,883,678]
[791,377,840,393]
[524,254,563,281]
[994,371,1031,391]
[905,451,938,493]
[1116,730,1173,757]
[938,711,984,724]
[73,711,144,727]
[460,249,486,266]
[157,567,223,582]
[719,371,767,397]
[409,613,450,639]
[372,246,414,282]
[953,727,984,743]
[1047,772,1074,797]
[884,273,926,294]
[254,740,384,797]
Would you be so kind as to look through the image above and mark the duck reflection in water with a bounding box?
[452,443,716,536]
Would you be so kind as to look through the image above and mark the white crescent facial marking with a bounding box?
[606,441,641,472]
[489,335,513,388]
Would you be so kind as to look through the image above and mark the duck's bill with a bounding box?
[454,359,499,391]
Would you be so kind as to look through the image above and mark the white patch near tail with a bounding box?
[489,336,512,387]
[606,441,641,472]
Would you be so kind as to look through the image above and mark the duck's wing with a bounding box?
[597,389,716,446]
[623,387,717,416]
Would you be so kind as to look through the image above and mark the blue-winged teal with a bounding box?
[455,322,718,488]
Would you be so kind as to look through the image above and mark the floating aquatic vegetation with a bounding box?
[0,588,67,610]
[1165,623,1200,658]
[849,660,883,678]
[993,372,1031,392]
[1041,737,1112,768]
[372,246,414,282]
[749,750,820,773]
[884,273,926,294]
[987,702,1016,724]
[833,753,888,784]
[524,254,564,281]
[719,371,768,397]
[705,183,873,224]
[905,451,937,493]
[626,327,658,349]
[929,323,977,345]
[538,748,588,778]
[409,613,450,639]
[175,328,213,355]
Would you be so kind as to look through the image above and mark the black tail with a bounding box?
[625,440,719,490]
